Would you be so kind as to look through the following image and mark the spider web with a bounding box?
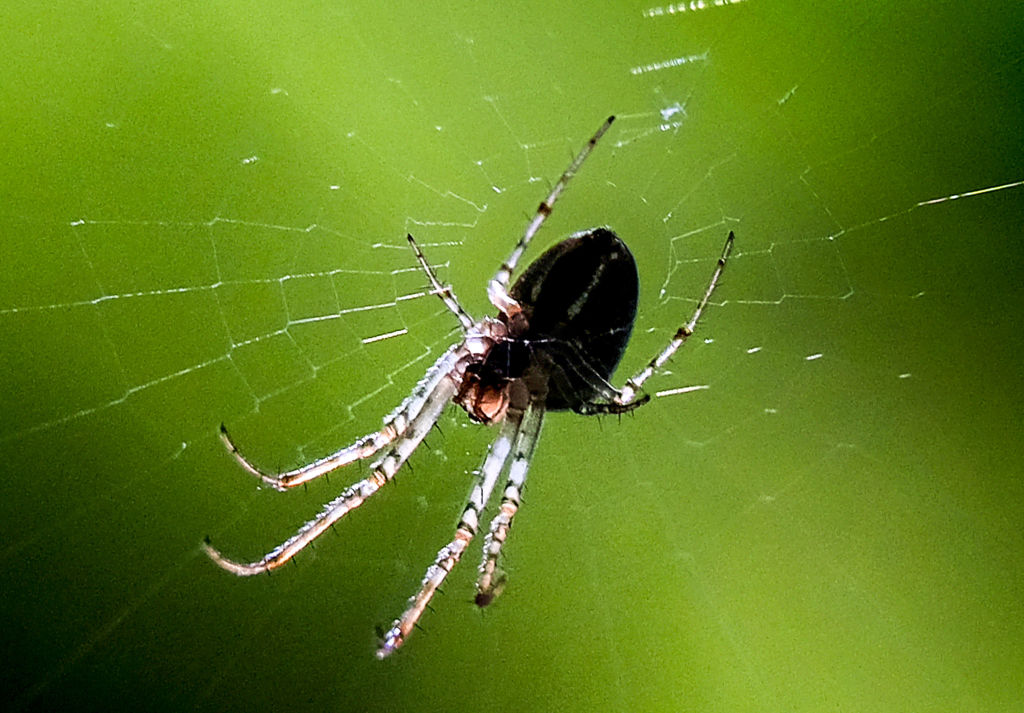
[2,2,1023,711]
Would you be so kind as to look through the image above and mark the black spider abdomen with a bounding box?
[510,227,639,411]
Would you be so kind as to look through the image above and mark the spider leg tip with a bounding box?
[201,538,224,565]
[375,626,404,660]
[218,423,236,449]
[201,539,222,560]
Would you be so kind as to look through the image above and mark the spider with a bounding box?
[203,116,734,659]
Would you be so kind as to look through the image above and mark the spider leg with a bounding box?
[220,344,464,491]
[376,402,542,658]
[613,231,734,408]
[475,398,545,606]
[204,347,465,576]
[406,233,475,332]
[487,116,616,317]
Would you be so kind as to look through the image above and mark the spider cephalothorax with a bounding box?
[204,116,734,658]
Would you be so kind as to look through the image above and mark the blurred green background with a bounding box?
[2,1,1022,711]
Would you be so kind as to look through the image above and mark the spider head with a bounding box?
[454,318,520,424]
[456,362,511,424]
[456,323,536,425]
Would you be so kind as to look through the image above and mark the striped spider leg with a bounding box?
[203,343,467,575]
[205,236,496,576]
[473,414,536,607]
[212,235,479,497]
[487,115,616,319]
[604,230,735,411]
[218,345,461,492]
[376,391,544,658]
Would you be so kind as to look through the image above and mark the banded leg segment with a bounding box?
[204,349,465,576]
[406,233,475,332]
[487,116,616,317]
[476,400,544,606]
[613,230,734,408]
[220,344,464,491]
[376,404,537,659]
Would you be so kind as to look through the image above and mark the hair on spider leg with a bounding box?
[615,403,646,425]
[421,428,437,449]
[431,419,446,440]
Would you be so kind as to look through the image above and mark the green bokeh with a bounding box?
[2,1,1022,711]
